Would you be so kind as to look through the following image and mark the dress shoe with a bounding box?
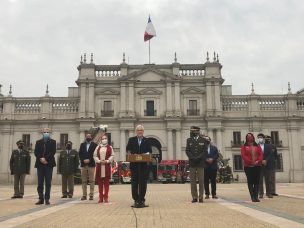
[104,198,109,203]
[61,195,67,198]
[68,195,72,198]
[98,199,103,203]
[81,196,87,200]
[89,196,93,200]
[11,195,18,199]
[272,193,279,196]
[198,199,203,203]
[212,195,218,199]
[35,200,44,205]
[267,195,273,198]
[259,195,263,199]
[18,195,23,198]
[45,200,50,205]
[137,201,145,208]
[191,199,198,203]
[205,195,209,199]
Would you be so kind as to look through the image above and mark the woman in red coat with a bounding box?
[241,133,263,202]
[93,134,114,203]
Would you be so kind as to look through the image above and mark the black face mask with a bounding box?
[86,138,92,142]
[191,132,199,138]
[18,145,24,149]
[66,145,72,150]
[206,141,210,145]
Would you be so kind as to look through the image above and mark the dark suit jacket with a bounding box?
[126,136,152,169]
[186,136,208,168]
[34,138,56,168]
[205,144,219,170]
[260,143,274,170]
[78,141,97,167]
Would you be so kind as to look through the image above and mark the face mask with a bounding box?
[206,141,210,145]
[191,132,199,138]
[101,139,108,145]
[18,145,24,149]
[43,133,50,140]
[66,145,72,150]
[258,138,264,144]
[86,137,92,142]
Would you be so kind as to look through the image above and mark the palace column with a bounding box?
[167,129,173,159]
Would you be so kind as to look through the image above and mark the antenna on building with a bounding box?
[174,52,177,63]
[90,53,94,64]
[9,84,12,96]
[288,82,292,94]
[83,53,87,64]
[206,52,210,62]
[213,52,216,62]
[216,53,219,63]
[123,52,126,63]
[46,84,49,96]
[80,55,83,64]
[251,82,255,95]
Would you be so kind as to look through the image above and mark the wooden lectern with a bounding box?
[126,153,152,163]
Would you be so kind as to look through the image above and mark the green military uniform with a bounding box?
[58,149,79,197]
[186,129,208,202]
[10,149,31,197]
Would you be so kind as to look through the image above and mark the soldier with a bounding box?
[9,140,31,199]
[58,141,79,198]
[265,135,278,196]
[185,126,208,203]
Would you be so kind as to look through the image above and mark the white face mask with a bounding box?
[258,138,264,144]
[101,139,108,145]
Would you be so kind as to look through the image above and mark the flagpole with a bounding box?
[149,39,151,64]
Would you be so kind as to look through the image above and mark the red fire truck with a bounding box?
[118,161,131,184]
[157,160,188,183]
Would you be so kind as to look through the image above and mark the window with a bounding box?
[22,134,31,149]
[233,154,243,172]
[101,101,113,117]
[105,133,112,146]
[60,134,69,149]
[145,100,156,116]
[232,131,242,147]
[271,131,281,147]
[275,153,283,172]
[187,100,199,116]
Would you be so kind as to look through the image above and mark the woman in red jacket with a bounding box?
[241,133,263,202]
[93,134,114,203]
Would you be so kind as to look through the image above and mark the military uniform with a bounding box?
[185,130,208,202]
[9,148,31,198]
[58,149,79,198]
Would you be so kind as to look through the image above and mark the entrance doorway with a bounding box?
[147,137,162,181]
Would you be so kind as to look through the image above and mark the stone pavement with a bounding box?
[0,183,303,228]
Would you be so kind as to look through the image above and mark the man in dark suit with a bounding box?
[204,136,219,199]
[34,128,56,205]
[265,136,279,196]
[186,126,208,203]
[78,133,97,200]
[126,125,152,208]
[257,133,275,198]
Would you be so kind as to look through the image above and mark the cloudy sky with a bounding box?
[0,0,303,97]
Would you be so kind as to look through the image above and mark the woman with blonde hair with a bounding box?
[93,134,114,203]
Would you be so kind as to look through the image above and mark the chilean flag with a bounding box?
[144,16,156,42]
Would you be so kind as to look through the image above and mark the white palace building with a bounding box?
[0,52,304,184]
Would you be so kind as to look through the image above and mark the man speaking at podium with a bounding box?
[126,125,152,208]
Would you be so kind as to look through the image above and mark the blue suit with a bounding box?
[204,144,219,196]
[259,143,274,197]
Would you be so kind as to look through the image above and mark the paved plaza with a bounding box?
[0,182,303,228]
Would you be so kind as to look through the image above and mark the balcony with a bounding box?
[187,109,200,116]
[101,110,114,117]
[144,110,157,116]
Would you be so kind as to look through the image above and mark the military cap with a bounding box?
[65,141,73,145]
[265,135,271,139]
[16,140,24,145]
[257,133,265,138]
[190,126,200,131]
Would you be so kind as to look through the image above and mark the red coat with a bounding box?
[241,144,263,167]
[95,145,113,180]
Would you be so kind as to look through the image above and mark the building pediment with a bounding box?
[95,89,120,95]
[181,87,205,94]
[138,88,162,95]
[120,68,177,81]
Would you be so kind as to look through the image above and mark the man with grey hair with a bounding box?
[126,124,152,208]
[34,128,56,205]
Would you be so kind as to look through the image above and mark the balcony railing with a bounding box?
[101,110,114,117]
[187,109,200,116]
[144,110,157,116]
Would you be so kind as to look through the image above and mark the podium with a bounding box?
[126,153,152,163]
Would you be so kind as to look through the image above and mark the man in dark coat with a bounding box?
[186,126,208,203]
[78,133,97,200]
[257,133,275,198]
[126,125,152,208]
[58,141,79,198]
[10,140,31,199]
[34,128,56,205]
[204,136,219,199]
